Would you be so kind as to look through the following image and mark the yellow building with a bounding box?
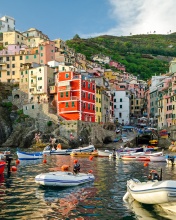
[0,51,39,83]
[104,69,117,80]
[95,86,102,123]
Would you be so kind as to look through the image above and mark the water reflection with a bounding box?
[1,153,176,219]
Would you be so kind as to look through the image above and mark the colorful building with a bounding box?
[57,71,95,121]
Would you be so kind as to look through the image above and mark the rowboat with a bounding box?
[17,150,43,160]
[43,144,95,155]
[123,178,176,205]
[97,150,112,157]
[121,151,163,161]
[70,151,98,157]
[35,171,95,187]
[0,161,6,174]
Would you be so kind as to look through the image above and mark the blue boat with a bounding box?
[17,150,43,160]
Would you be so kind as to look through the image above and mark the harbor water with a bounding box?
[1,151,176,219]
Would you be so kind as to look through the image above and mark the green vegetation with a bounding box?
[1,102,13,111]
[47,121,52,126]
[66,33,176,80]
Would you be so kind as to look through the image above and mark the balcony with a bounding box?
[31,74,37,78]
[31,83,37,87]
[58,85,71,91]
[0,60,6,65]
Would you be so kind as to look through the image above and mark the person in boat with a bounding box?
[148,170,160,181]
[73,160,80,174]
[57,143,62,150]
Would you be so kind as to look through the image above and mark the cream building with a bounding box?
[1,31,26,47]
[0,16,15,32]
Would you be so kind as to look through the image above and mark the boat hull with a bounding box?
[35,171,95,186]
[17,151,43,160]
[149,155,166,162]
[127,179,176,204]
[43,145,95,155]
[0,162,6,174]
[97,150,112,157]
[70,151,98,157]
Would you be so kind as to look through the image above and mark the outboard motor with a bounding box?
[4,154,13,173]
[148,170,160,181]
[168,156,175,165]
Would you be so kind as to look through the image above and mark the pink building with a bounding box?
[109,61,126,72]
[38,41,55,65]
[0,44,27,55]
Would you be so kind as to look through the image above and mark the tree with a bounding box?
[73,34,81,39]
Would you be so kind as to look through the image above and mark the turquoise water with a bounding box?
[1,152,176,219]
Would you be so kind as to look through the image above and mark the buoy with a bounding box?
[88,169,93,173]
[89,156,93,161]
[11,166,17,171]
[74,159,78,164]
[144,162,149,167]
[43,159,47,163]
[16,159,20,165]
[61,165,69,171]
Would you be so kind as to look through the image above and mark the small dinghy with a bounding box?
[17,150,43,160]
[123,169,176,205]
[97,150,112,157]
[35,171,95,187]
[70,151,98,157]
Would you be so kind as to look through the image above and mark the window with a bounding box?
[38,86,42,89]
[120,105,122,108]
[38,77,42,80]
[65,102,69,107]
[93,95,95,100]
[120,98,122,102]
[41,53,43,57]
[7,64,10,68]
[41,60,43,63]
[12,64,15,68]
[119,112,122,118]
[12,71,15,75]
[88,104,90,110]
[40,46,43,50]
[26,55,29,59]
[32,105,34,109]
[7,71,10,75]
[72,102,75,107]
[6,57,9,61]
[60,92,63,98]
[12,56,15,61]
[34,55,36,58]
[65,73,69,78]
[96,97,98,102]
[20,56,23,60]
[114,98,116,102]
[36,50,38,54]
[66,92,68,97]
[20,63,23,67]
[88,83,90,88]
[114,105,116,108]
[96,107,98,111]
[88,93,90,99]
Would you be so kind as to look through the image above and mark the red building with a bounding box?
[57,71,95,122]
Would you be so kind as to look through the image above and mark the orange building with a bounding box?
[57,71,95,122]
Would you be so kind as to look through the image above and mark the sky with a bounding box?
[1,0,176,41]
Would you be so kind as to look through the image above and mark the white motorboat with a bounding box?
[98,150,112,157]
[149,155,166,162]
[35,171,95,187]
[120,151,163,161]
[43,144,95,155]
[17,150,43,160]
[123,178,176,205]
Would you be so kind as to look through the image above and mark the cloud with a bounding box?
[82,0,176,38]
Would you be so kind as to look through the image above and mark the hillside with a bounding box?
[66,33,176,80]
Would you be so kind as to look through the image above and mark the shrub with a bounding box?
[47,121,52,126]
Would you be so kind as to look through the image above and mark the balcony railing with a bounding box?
[58,85,71,91]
